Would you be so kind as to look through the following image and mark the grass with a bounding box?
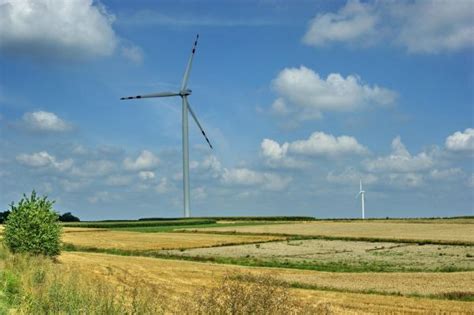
[112,221,278,233]
[62,219,216,229]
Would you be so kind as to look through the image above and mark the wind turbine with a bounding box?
[356,179,365,219]
[120,34,212,218]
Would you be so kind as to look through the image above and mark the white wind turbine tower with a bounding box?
[356,179,365,219]
[120,34,212,218]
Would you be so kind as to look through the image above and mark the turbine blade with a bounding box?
[185,98,213,149]
[120,91,180,100]
[181,34,199,91]
[355,192,361,199]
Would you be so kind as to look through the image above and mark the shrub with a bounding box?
[184,272,310,314]
[3,191,62,257]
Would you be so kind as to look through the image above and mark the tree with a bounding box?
[0,210,10,224]
[3,191,62,257]
[59,212,80,222]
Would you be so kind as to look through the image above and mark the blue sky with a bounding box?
[0,0,473,220]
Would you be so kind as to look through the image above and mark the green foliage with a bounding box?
[3,191,62,257]
[58,212,80,222]
[140,216,317,221]
[64,219,216,229]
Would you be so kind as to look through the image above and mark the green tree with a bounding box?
[4,191,62,257]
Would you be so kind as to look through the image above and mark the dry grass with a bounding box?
[59,252,474,313]
[62,230,284,251]
[191,221,474,243]
[165,239,474,272]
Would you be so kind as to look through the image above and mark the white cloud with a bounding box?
[16,151,73,171]
[430,168,463,180]
[22,111,71,132]
[121,44,144,64]
[365,136,433,173]
[303,0,474,54]
[138,171,155,180]
[445,128,474,152]
[192,186,207,200]
[271,66,396,121]
[290,132,368,157]
[123,150,160,171]
[388,172,424,188]
[395,1,474,54]
[303,0,378,46]
[0,0,118,59]
[327,168,378,185]
[87,191,116,204]
[261,139,306,169]
[221,168,291,191]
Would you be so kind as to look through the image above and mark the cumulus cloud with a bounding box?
[271,66,396,121]
[303,0,474,54]
[0,0,119,60]
[303,0,378,46]
[22,111,71,132]
[16,151,73,171]
[155,177,169,194]
[123,150,160,171]
[105,175,133,186]
[445,128,474,152]
[365,136,433,173]
[221,168,291,191]
[289,132,368,157]
[395,0,474,53]
[260,139,306,169]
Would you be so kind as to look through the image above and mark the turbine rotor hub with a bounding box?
[179,89,192,96]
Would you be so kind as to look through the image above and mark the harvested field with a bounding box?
[166,239,474,272]
[59,252,474,313]
[62,230,284,250]
[189,221,474,244]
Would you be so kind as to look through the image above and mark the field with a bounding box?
[187,220,474,244]
[1,217,474,313]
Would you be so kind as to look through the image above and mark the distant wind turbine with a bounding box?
[356,179,365,219]
[120,34,212,218]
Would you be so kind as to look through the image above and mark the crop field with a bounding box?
[62,230,285,250]
[2,218,474,313]
[58,251,474,313]
[187,220,474,244]
[165,239,474,272]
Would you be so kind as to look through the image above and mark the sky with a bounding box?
[0,0,473,220]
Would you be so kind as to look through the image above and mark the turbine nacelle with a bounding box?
[179,89,192,96]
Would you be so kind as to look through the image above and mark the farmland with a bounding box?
[1,217,474,313]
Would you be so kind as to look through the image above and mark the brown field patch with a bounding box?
[62,230,283,250]
[189,221,474,243]
[59,252,474,314]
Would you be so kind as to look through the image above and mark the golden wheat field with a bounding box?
[62,230,284,250]
[59,251,474,314]
[190,221,474,243]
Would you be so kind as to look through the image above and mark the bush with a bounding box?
[185,272,309,314]
[58,212,80,222]
[3,191,62,257]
